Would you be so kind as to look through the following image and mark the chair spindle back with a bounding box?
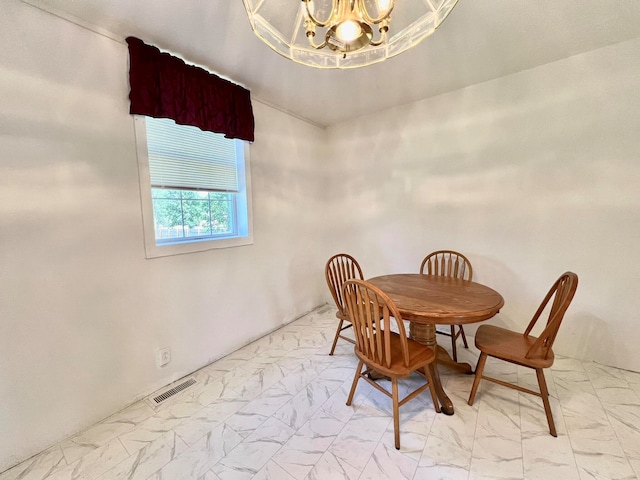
[342,279,410,369]
[325,254,364,318]
[420,250,473,281]
[525,272,578,359]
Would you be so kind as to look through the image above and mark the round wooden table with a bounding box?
[368,274,504,415]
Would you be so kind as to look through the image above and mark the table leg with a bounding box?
[435,345,473,375]
[410,323,454,415]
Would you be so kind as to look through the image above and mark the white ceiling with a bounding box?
[24,0,640,127]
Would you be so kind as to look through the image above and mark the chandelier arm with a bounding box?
[356,0,395,25]
[368,27,388,47]
[303,0,339,28]
[306,31,329,50]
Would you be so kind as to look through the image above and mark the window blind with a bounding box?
[145,116,239,192]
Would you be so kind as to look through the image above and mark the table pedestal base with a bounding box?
[409,323,462,415]
[435,345,473,375]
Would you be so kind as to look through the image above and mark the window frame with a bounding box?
[133,115,254,258]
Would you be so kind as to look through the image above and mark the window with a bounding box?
[134,116,253,258]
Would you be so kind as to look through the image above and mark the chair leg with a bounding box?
[346,360,364,406]
[422,366,441,413]
[450,325,458,362]
[536,368,557,437]
[329,319,345,355]
[468,352,488,405]
[392,378,400,450]
[459,325,469,349]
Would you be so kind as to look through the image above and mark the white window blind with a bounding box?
[145,117,239,192]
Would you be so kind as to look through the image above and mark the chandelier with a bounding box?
[242,0,459,69]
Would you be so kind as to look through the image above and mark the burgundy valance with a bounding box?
[126,37,254,142]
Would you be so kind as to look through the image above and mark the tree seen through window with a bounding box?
[152,188,234,240]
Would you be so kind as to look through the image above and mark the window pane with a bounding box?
[210,193,234,234]
[151,188,235,241]
[152,190,183,239]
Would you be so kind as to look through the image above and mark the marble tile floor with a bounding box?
[3,305,640,480]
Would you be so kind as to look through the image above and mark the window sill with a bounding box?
[143,233,254,259]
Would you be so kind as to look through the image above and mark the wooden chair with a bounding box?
[420,250,473,362]
[325,253,364,355]
[467,272,578,436]
[342,279,440,450]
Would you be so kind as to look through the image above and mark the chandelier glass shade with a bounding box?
[242,0,459,69]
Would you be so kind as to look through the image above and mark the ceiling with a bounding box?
[24,0,640,127]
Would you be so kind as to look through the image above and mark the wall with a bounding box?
[0,0,329,471]
[328,37,640,373]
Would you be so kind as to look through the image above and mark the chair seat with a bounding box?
[475,324,554,369]
[355,331,435,377]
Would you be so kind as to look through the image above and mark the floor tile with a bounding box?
[0,446,66,480]
[252,460,295,480]
[271,410,345,479]
[96,431,187,480]
[60,402,153,464]
[521,434,579,480]
[46,439,128,480]
[359,442,417,480]
[211,418,295,479]
[174,396,249,447]
[272,382,333,430]
[118,396,203,454]
[147,424,242,480]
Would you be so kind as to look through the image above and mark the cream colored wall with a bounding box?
[0,1,330,471]
[327,37,640,374]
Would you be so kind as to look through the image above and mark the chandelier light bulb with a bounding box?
[335,20,362,42]
[378,0,392,11]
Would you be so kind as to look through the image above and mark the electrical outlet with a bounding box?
[157,347,171,367]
